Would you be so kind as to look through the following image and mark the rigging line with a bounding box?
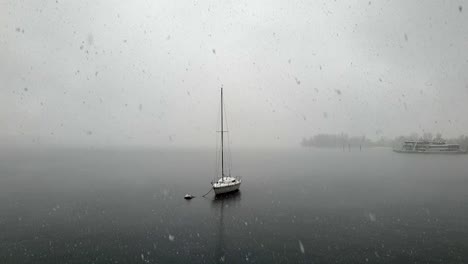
[223,97,233,176]
[223,98,228,176]
[221,87,224,180]
[214,96,220,183]
[214,134,219,183]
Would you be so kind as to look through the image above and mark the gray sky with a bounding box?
[1,0,467,148]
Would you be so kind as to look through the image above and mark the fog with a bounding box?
[1,0,467,148]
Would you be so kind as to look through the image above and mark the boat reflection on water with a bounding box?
[211,190,242,263]
[212,189,242,204]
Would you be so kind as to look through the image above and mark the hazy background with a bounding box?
[1,0,467,148]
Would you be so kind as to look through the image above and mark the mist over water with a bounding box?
[2,0,468,148]
[1,148,467,263]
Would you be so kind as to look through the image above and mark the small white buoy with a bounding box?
[184,194,194,200]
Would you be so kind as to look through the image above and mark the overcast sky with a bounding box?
[1,0,467,148]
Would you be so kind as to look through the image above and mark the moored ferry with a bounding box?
[394,141,467,154]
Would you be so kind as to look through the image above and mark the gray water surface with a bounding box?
[1,148,467,263]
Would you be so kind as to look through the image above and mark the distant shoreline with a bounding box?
[301,133,468,150]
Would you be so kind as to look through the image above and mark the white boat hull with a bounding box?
[212,177,241,195]
[213,182,241,195]
[393,149,467,154]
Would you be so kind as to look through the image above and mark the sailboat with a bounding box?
[212,88,241,195]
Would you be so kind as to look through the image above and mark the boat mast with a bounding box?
[220,87,224,181]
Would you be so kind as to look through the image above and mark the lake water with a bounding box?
[1,147,467,263]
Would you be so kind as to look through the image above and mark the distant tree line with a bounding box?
[301,133,468,150]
